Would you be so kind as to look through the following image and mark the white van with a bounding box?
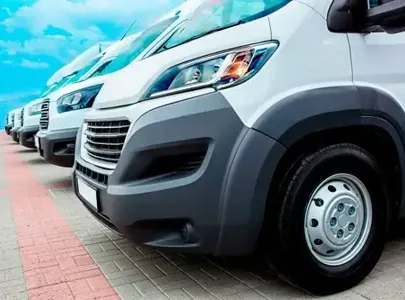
[46,42,113,87]
[17,43,113,148]
[4,111,14,135]
[34,34,141,166]
[9,107,23,143]
[17,98,43,148]
[5,109,19,137]
[73,0,405,295]
[36,1,204,168]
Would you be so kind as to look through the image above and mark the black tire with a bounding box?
[263,143,389,295]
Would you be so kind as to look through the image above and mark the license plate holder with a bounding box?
[77,177,98,211]
[35,136,39,149]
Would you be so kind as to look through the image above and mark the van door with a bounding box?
[347,9,405,115]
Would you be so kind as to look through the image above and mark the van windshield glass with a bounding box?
[41,74,75,97]
[67,56,103,84]
[90,16,179,78]
[39,84,56,97]
[162,0,289,50]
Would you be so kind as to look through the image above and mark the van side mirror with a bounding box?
[327,0,405,33]
[366,0,405,33]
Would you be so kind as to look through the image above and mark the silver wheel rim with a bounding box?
[304,173,372,266]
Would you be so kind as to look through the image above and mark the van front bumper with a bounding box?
[5,125,12,135]
[10,128,20,143]
[18,125,39,149]
[73,92,285,256]
[36,128,78,167]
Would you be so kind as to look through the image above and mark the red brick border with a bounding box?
[1,134,119,300]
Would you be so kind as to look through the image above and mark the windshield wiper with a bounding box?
[186,20,246,44]
[162,20,246,51]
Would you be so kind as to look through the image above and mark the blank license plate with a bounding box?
[34,136,39,148]
[77,177,98,210]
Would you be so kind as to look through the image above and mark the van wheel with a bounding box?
[264,143,388,295]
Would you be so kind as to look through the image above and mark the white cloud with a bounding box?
[1,7,11,16]
[0,0,179,62]
[1,57,49,69]
[0,34,102,63]
[20,58,49,69]
[0,89,40,102]
[2,0,174,33]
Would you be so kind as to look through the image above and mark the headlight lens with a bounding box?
[28,103,42,116]
[57,84,103,114]
[142,41,278,100]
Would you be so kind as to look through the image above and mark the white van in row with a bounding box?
[16,43,113,148]
[73,0,405,295]
[36,0,204,167]
[10,107,23,143]
[4,110,14,135]
[6,108,21,140]
[34,33,142,166]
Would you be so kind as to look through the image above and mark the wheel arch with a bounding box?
[252,85,405,219]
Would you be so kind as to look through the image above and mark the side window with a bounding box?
[369,0,394,8]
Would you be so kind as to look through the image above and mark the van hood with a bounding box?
[47,74,112,103]
[94,17,272,109]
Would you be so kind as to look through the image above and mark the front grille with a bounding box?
[76,162,108,185]
[20,108,24,127]
[84,120,130,163]
[39,99,50,130]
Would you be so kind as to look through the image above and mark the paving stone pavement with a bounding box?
[3,134,405,299]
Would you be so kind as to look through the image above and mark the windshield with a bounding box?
[89,16,179,78]
[39,84,57,97]
[41,74,75,97]
[162,0,289,50]
[66,56,103,84]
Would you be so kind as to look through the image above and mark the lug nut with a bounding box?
[330,217,337,227]
[348,223,355,231]
[314,239,323,245]
[349,207,355,215]
[314,198,324,207]
[337,230,344,238]
[338,203,344,212]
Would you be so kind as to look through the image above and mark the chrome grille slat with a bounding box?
[84,131,127,138]
[87,124,130,130]
[87,140,124,146]
[40,99,50,130]
[87,151,120,163]
[84,120,130,164]
[84,143,122,155]
[20,108,24,127]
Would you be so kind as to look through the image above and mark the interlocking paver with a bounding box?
[0,136,118,300]
[4,132,405,300]
[0,147,28,300]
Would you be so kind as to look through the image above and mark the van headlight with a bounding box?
[57,84,103,114]
[142,41,278,100]
[28,103,42,116]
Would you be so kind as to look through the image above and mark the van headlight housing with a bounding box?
[28,103,42,116]
[57,84,103,114]
[142,41,278,100]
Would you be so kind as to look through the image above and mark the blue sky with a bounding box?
[0,0,183,121]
